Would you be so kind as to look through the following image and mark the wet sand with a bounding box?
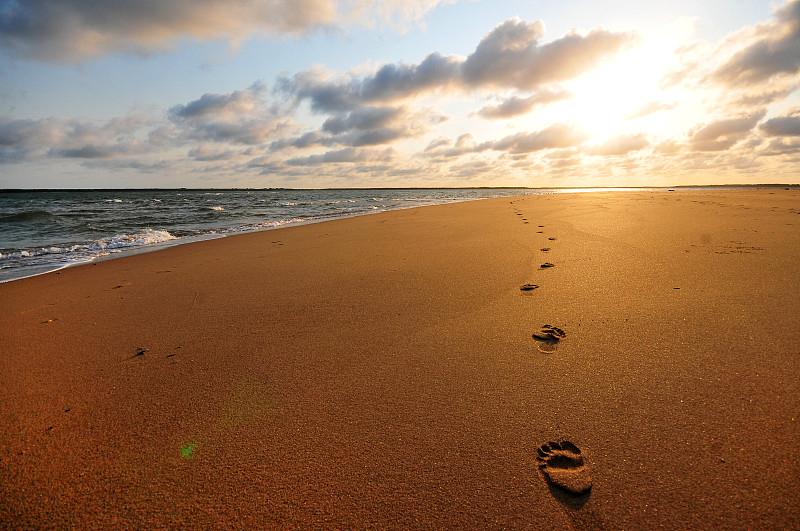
[1,189,799,529]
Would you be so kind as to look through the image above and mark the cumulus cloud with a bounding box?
[282,19,634,112]
[461,19,635,89]
[689,110,766,151]
[589,133,650,156]
[168,83,292,145]
[0,0,453,62]
[491,123,591,154]
[762,137,800,155]
[270,105,445,150]
[711,0,800,86]
[476,88,572,119]
[760,107,800,136]
[0,113,155,162]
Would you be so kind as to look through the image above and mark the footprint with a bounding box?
[548,237,557,241]
[520,283,539,291]
[537,441,592,495]
[532,325,565,353]
[541,247,551,252]
[540,262,555,269]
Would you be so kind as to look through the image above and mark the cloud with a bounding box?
[187,145,240,161]
[270,104,445,150]
[711,0,800,86]
[269,131,330,151]
[49,145,131,159]
[689,110,766,151]
[653,140,683,154]
[358,53,464,103]
[589,133,650,156]
[0,113,154,162]
[625,100,678,120]
[762,137,800,155]
[462,19,635,89]
[0,0,453,62]
[420,133,488,158]
[421,122,590,160]
[491,122,591,154]
[760,107,800,136]
[476,88,572,119]
[168,83,292,145]
[282,18,635,112]
[283,53,464,113]
[285,146,394,165]
[170,83,268,120]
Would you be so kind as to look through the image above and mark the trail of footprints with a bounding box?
[509,199,592,501]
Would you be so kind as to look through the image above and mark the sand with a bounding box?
[1,189,799,529]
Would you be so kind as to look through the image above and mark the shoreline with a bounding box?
[2,189,799,528]
[4,185,797,285]
[3,183,797,192]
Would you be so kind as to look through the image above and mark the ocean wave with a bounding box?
[0,210,55,223]
[0,229,176,264]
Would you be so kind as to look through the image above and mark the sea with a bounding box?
[0,186,789,283]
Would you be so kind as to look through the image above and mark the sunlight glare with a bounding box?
[563,33,675,144]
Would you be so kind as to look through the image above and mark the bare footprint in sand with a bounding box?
[520,284,539,291]
[537,440,592,495]
[540,262,555,269]
[532,325,565,352]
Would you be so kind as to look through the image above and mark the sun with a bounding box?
[560,32,676,144]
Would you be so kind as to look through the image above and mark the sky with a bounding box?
[1,0,799,189]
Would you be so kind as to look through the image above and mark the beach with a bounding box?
[1,189,799,528]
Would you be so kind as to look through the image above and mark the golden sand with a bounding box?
[2,190,799,528]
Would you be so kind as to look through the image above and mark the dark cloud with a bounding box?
[282,53,462,113]
[760,107,800,136]
[462,19,635,89]
[170,83,268,120]
[476,88,572,119]
[169,84,291,145]
[269,131,330,152]
[0,113,153,162]
[0,116,61,151]
[49,145,127,159]
[359,53,464,103]
[689,110,766,151]
[712,0,800,86]
[271,105,444,150]
[0,0,449,62]
[282,18,634,112]
[322,106,402,134]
